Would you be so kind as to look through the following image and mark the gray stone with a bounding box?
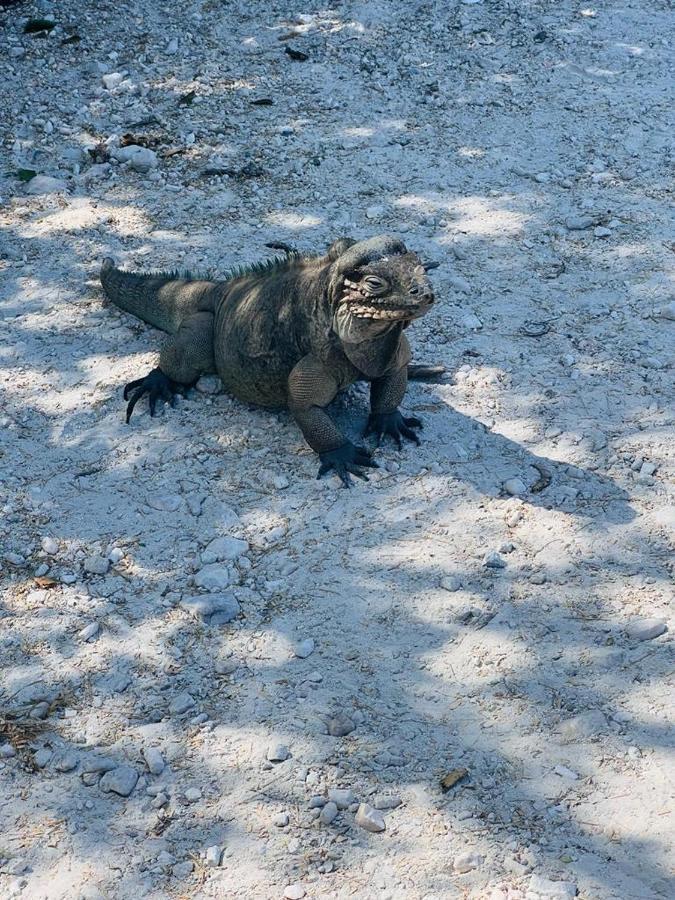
[82,755,117,774]
[114,145,158,173]
[564,215,594,230]
[504,477,527,496]
[372,794,402,810]
[34,748,53,768]
[143,747,165,775]
[355,803,386,833]
[147,493,182,512]
[179,593,240,623]
[658,299,675,321]
[558,710,607,742]
[169,692,196,715]
[483,550,506,569]
[194,564,235,590]
[201,536,248,564]
[99,765,138,797]
[83,556,109,575]
[528,874,577,898]
[453,850,484,873]
[327,714,355,737]
[102,72,124,90]
[184,787,202,802]
[625,617,667,641]
[327,788,355,809]
[55,751,79,772]
[0,743,16,759]
[172,861,194,877]
[273,812,290,827]
[267,743,291,762]
[440,575,461,592]
[319,801,338,825]
[78,621,100,641]
[25,175,68,195]
[293,638,315,659]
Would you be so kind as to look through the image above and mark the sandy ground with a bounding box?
[1,1,673,898]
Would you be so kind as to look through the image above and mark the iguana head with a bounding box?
[329,235,435,325]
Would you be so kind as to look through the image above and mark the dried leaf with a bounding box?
[34,576,58,589]
[440,767,469,793]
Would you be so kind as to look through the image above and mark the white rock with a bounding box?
[166,38,179,54]
[355,803,386,833]
[553,765,579,780]
[564,215,594,230]
[504,477,527,496]
[327,788,355,809]
[449,275,471,294]
[184,787,201,802]
[108,547,124,564]
[594,226,612,238]
[639,461,657,476]
[201,537,248,564]
[372,794,402,810]
[194,564,235,590]
[78,622,100,642]
[293,638,315,659]
[527,874,577,898]
[440,575,461,592]
[273,812,289,827]
[143,747,165,775]
[102,72,124,90]
[319,801,338,825]
[625,617,667,641]
[453,850,484,873]
[113,145,158,173]
[284,885,306,900]
[0,743,17,758]
[267,743,291,762]
[41,537,59,555]
[205,845,222,867]
[169,692,195,715]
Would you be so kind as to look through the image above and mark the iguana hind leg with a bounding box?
[124,311,216,422]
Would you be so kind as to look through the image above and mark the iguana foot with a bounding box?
[123,368,184,423]
[317,442,378,488]
[366,411,423,449]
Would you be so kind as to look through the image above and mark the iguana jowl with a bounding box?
[100,235,437,485]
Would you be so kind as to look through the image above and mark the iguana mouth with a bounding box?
[340,279,434,321]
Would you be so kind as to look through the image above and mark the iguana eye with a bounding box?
[363,275,387,293]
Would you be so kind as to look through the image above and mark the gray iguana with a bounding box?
[100,234,439,485]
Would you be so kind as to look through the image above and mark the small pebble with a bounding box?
[143,747,165,776]
[293,638,315,659]
[41,537,59,555]
[504,477,527,496]
[205,845,222,867]
[327,788,355,809]
[83,556,109,576]
[99,766,138,797]
[184,787,202,802]
[284,885,306,900]
[0,743,16,759]
[78,622,100,642]
[55,751,79,772]
[169,692,195,715]
[267,743,291,762]
[372,794,402,810]
[327,714,356,737]
[319,801,338,825]
[355,803,386,833]
[453,850,484,873]
[528,874,577,898]
[273,812,290,827]
[483,551,506,569]
[625,617,667,642]
[440,575,461,592]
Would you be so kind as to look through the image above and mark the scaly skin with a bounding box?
[100,235,438,485]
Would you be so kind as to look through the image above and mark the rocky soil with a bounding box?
[1,1,673,899]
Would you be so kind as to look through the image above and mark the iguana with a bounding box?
[100,235,439,486]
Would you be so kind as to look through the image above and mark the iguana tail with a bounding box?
[100,258,220,334]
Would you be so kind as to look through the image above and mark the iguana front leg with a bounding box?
[288,354,377,487]
[124,311,215,422]
[366,365,423,448]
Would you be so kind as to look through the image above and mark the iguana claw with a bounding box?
[365,411,423,449]
[123,367,183,423]
[317,442,378,488]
